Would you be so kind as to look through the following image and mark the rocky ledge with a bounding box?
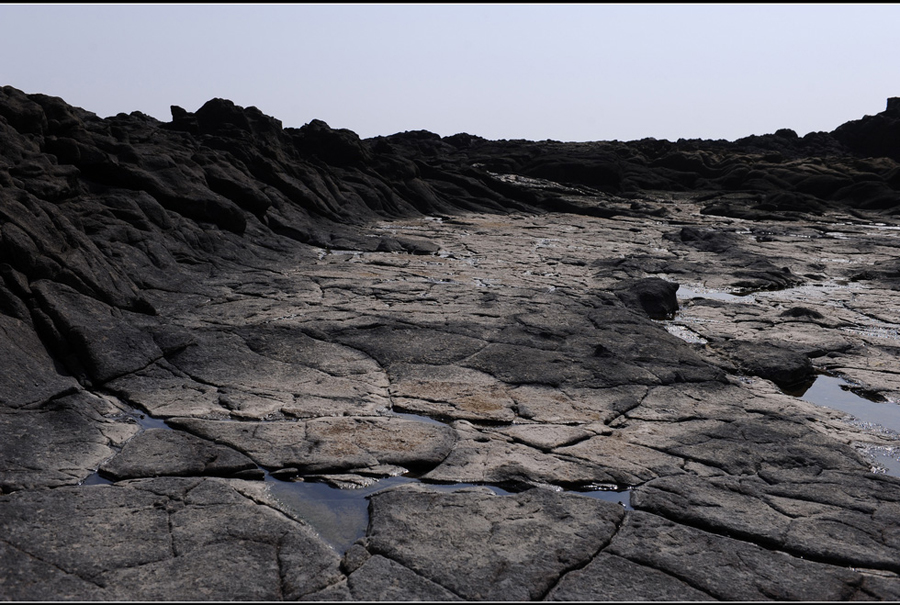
[2,85,900,600]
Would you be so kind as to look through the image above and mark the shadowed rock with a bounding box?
[708,338,816,390]
[613,277,680,319]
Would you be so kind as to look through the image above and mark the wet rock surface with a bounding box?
[3,86,900,600]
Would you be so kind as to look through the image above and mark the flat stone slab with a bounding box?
[99,427,257,480]
[632,470,900,573]
[304,554,463,601]
[604,511,900,601]
[362,484,625,600]
[0,390,138,491]
[170,416,458,474]
[0,477,342,601]
[547,552,715,601]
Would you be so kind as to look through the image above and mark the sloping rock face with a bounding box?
[3,85,900,600]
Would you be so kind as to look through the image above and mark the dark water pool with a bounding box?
[795,374,900,476]
[798,375,899,432]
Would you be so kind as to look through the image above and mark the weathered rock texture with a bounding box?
[3,86,900,600]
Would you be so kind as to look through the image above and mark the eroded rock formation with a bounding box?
[3,86,900,600]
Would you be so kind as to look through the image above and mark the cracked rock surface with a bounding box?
[3,86,900,600]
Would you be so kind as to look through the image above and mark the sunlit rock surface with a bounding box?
[3,86,900,600]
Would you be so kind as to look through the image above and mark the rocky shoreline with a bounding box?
[2,85,900,600]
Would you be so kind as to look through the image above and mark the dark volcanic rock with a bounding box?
[613,277,680,319]
[31,280,162,384]
[604,511,868,601]
[548,552,715,601]
[0,391,136,491]
[3,85,900,602]
[0,477,342,600]
[833,97,900,162]
[0,314,78,408]
[667,225,738,253]
[709,338,816,390]
[169,416,458,474]
[632,471,900,574]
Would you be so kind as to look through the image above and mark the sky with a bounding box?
[2,3,899,143]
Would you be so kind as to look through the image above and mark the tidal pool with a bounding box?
[798,375,898,432]
[266,474,633,554]
[266,475,512,553]
[795,374,900,476]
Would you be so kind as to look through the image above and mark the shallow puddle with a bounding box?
[132,412,171,431]
[798,375,898,432]
[266,475,417,552]
[795,374,900,476]
[677,280,864,306]
[841,325,900,343]
[80,472,113,486]
[266,475,512,553]
[570,486,633,508]
[266,474,633,554]
[861,446,900,477]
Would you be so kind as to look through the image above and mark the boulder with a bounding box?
[613,277,679,320]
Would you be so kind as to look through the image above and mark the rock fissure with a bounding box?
[536,501,630,600]
[0,536,107,589]
[612,550,724,601]
[633,481,900,575]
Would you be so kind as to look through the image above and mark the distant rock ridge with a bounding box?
[832,96,900,162]
[1,83,900,388]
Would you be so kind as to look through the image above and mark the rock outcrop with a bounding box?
[3,85,900,600]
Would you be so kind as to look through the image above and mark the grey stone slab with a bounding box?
[0,477,342,600]
[547,552,715,601]
[99,427,257,480]
[606,511,865,601]
[365,484,625,600]
[171,415,457,473]
[344,555,463,601]
[0,390,138,491]
[633,471,900,573]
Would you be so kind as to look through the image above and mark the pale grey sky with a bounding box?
[2,3,898,142]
